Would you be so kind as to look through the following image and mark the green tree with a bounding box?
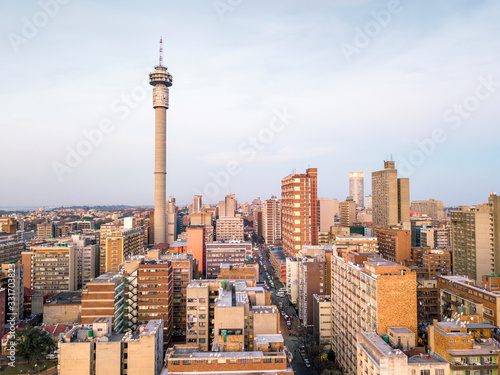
[8,326,56,364]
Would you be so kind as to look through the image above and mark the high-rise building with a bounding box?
[298,253,327,326]
[0,262,24,320]
[281,168,318,256]
[317,197,339,232]
[340,197,357,227]
[451,193,500,284]
[0,232,23,264]
[349,172,364,209]
[374,226,411,264]
[103,227,143,273]
[218,194,237,217]
[372,161,410,229]
[192,195,202,214]
[187,226,206,276]
[37,221,55,239]
[262,196,281,245]
[150,38,173,245]
[331,253,417,374]
[215,217,244,242]
[81,271,125,333]
[0,217,17,234]
[22,243,78,294]
[411,199,445,220]
[166,196,177,244]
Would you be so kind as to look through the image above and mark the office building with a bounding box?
[281,168,318,256]
[349,172,364,209]
[216,217,244,242]
[372,161,410,228]
[451,193,500,284]
[420,226,451,249]
[262,196,281,245]
[187,226,206,276]
[269,249,287,284]
[331,253,417,374]
[333,236,378,253]
[285,257,298,304]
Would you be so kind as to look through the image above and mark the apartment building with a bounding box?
[357,331,449,375]
[285,257,298,304]
[81,271,125,333]
[104,227,143,273]
[218,263,259,281]
[340,197,357,227]
[422,248,451,278]
[164,341,292,374]
[313,295,331,346]
[437,275,500,325]
[373,226,411,264]
[0,262,24,319]
[411,199,445,220]
[37,221,55,239]
[451,193,500,284]
[420,226,451,249]
[262,196,281,245]
[333,236,378,253]
[269,249,287,284]
[428,316,499,374]
[58,319,164,375]
[22,243,78,294]
[0,232,23,264]
[281,168,318,256]
[317,197,339,232]
[216,217,244,242]
[331,253,417,374]
[205,241,252,279]
[298,253,327,326]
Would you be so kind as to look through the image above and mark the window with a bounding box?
[240,358,249,364]
[435,370,444,375]
[420,370,430,375]
[182,360,191,365]
[263,358,272,363]
[275,358,284,363]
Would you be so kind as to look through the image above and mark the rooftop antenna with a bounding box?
[159,36,163,67]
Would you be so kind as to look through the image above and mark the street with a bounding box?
[256,245,318,375]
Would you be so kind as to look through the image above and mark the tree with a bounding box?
[8,326,56,364]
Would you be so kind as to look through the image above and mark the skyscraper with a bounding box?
[372,161,410,228]
[281,168,318,255]
[349,172,364,209]
[218,194,237,217]
[150,38,173,244]
[262,196,281,245]
[192,195,202,214]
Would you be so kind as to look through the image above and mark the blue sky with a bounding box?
[1,0,499,207]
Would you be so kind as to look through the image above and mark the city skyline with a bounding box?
[1,1,499,207]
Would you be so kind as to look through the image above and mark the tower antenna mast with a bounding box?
[159,36,163,67]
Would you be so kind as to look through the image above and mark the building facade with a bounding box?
[281,168,318,256]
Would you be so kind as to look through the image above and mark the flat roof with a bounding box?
[389,327,413,334]
[88,271,122,284]
[44,291,82,305]
[408,354,448,364]
[254,334,284,346]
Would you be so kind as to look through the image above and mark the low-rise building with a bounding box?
[269,249,287,284]
[43,291,82,324]
[205,241,252,279]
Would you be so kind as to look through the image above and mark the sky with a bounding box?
[1,0,499,208]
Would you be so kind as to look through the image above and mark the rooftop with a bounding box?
[44,291,82,305]
[408,354,448,364]
[88,271,123,285]
[254,334,284,346]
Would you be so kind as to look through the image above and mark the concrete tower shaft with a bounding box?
[150,64,173,245]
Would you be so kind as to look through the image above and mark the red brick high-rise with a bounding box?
[281,168,318,256]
